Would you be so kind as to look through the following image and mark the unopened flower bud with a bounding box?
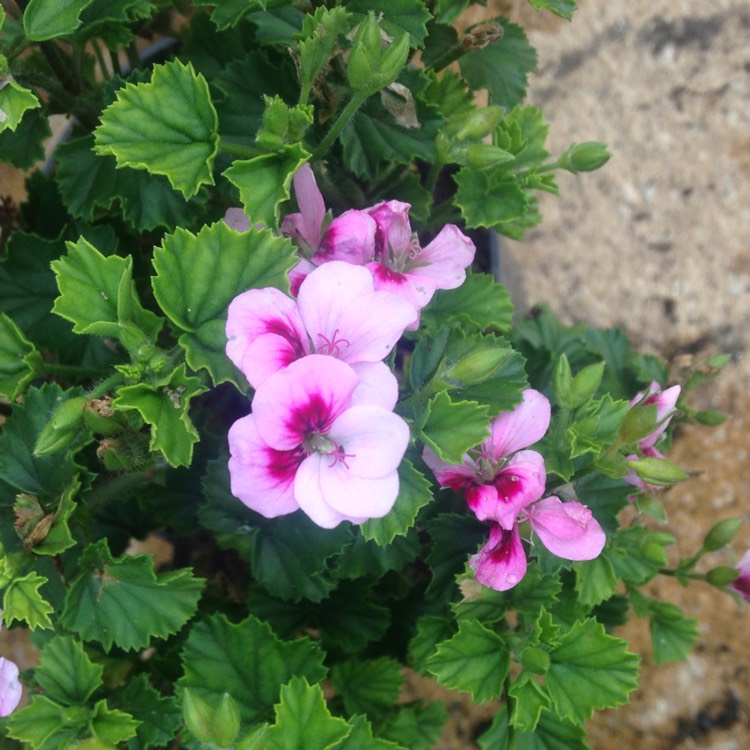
[558,141,611,173]
[348,14,410,96]
[182,689,214,745]
[701,518,742,552]
[456,106,504,141]
[626,456,687,486]
[465,143,514,170]
[705,566,740,587]
[212,693,241,748]
[34,396,87,456]
[446,346,512,386]
[83,397,127,436]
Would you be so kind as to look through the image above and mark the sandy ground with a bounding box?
[2,1,749,747]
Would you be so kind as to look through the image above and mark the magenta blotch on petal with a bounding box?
[470,524,528,591]
[730,549,750,600]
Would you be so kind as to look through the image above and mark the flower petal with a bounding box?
[367,262,437,311]
[731,549,750,601]
[368,200,413,259]
[251,355,359,450]
[0,657,21,718]
[298,262,417,363]
[226,287,308,387]
[280,163,325,252]
[488,389,551,458]
[470,524,527,591]
[410,224,476,290]
[316,210,377,265]
[350,361,399,410]
[422,446,479,489]
[224,207,251,232]
[227,413,301,518]
[295,453,364,528]
[318,462,400,520]
[527,496,606,560]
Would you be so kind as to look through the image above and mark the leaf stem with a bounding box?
[218,139,264,159]
[311,92,368,162]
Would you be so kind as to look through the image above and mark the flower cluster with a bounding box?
[225,166,476,528]
[423,389,606,591]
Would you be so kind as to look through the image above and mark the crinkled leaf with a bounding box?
[31,476,79,556]
[118,675,182,750]
[331,657,405,719]
[2,571,54,629]
[223,143,310,228]
[508,674,551,733]
[360,459,433,545]
[35,635,103,705]
[512,709,588,750]
[334,715,406,750]
[454,168,528,229]
[266,677,351,750]
[546,617,640,724]
[152,222,296,385]
[72,0,157,45]
[409,614,454,674]
[573,553,618,608]
[51,236,163,343]
[94,59,219,198]
[345,0,430,46]
[607,527,670,585]
[60,539,204,651]
[649,601,699,664]
[22,0,95,40]
[420,391,490,464]
[56,135,202,232]
[0,79,41,132]
[452,584,508,625]
[460,19,536,108]
[113,364,207,468]
[423,272,515,332]
[504,567,562,618]
[5,695,85,749]
[194,0,266,29]
[426,513,485,600]
[476,705,510,750]
[528,0,576,20]
[178,613,327,723]
[428,618,509,702]
[0,106,50,167]
[0,312,42,399]
[378,701,449,750]
[340,90,440,179]
[333,528,419,580]
[89,700,140,745]
[317,583,391,653]
[0,384,79,501]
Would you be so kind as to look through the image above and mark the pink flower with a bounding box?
[228,355,410,528]
[0,617,22,717]
[731,550,750,601]
[630,381,681,450]
[226,261,417,390]
[281,163,376,265]
[422,389,551,529]
[224,207,251,232]
[365,200,476,316]
[470,497,606,591]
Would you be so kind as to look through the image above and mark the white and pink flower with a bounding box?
[226,261,417,390]
[731,549,750,601]
[0,617,21,718]
[228,355,409,529]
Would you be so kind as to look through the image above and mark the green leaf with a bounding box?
[460,19,537,108]
[334,528,420,580]
[23,0,95,40]
[31,476,79,556]
[546,617,640,724]
[344,0,431,47]
[5,695,86,749]
[422,272,515,332]
[118,675,182,749]
[248,513,353,603]
[476,705,510,750]
[317,583,391,653]
[360,459,433,545]
[649,601,699,664]
[72,0,158,46]
[426,513,485,600]
[51,236,162,345]
[420,391,489,464]
[0,312,42,399]
[152,222,297,385]
[378,701,449,750]
[409,614,454,674]
[513,709,588,750]
[508,673,551,733]
[0,106,51,167]
[55,135,202,232]
[573,554,618,608]
[266,677,351,750]
[35,635,104,705]
[340,88,440,180]
[178,613,327,724]
[89,700,140,745]
[607,527,671,584]
[223,143,310,228]
[194,0,265,29]
[2,571,54,629]
[94,59,219,198]
[61,539,204,651]
[428,618,509,702]
[331,657,404,719]
[113,364,207,467]
[0,384,79,501]
[454,169,528,229]
[334,715,405,750]
[528,0,576,20]
[0,79,41,132]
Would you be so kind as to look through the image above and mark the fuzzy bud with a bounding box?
[34,396,87,456]
[558,141,611,173]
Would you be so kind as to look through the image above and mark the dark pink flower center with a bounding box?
[286,394,336,438]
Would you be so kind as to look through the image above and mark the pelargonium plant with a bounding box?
[0,1,744,748]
